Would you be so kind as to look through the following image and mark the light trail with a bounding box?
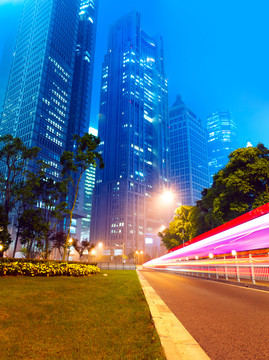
[144,203,269,281]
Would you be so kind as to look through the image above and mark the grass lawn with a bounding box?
[0,270,165,360]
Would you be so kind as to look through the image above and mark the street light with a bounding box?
[160,190,175,205]
[90,248,96,262]
[136,250,143,265]
[232,250,240,282]
[68,238,73,261]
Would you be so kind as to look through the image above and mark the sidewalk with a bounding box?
[137,270,211,360]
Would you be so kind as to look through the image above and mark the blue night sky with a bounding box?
[1,0,269,148]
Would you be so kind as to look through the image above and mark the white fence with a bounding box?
[148,254,269,284]
[97,262,136,270]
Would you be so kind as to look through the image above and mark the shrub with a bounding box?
[0,259,100,277]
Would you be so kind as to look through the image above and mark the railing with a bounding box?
[97,262,136,270]
[149,254,269,284]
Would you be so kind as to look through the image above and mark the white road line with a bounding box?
[137,270,211,360]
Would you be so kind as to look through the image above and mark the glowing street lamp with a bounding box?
[136,250,143,265]
[68,238,73,261]
[160,190,175,205]
[90,249,96,261]
[232,250,240,282]
[91,249,96,256]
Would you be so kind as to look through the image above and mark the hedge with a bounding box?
[0,258,100,277]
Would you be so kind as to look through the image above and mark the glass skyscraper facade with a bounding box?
[91,12,169,257]
[81,127,98,241]
[0,0,98,240]
[169,95,209,206]
[1,0,80,179]
[207,111,238,184]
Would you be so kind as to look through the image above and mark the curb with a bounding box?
[137,270,211,360]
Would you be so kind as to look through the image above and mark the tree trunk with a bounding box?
[12,227,20,258]
[63,172,83,261]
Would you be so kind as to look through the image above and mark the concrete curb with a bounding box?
[137,270,211,360]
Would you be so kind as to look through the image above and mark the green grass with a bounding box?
[0,270,165,360]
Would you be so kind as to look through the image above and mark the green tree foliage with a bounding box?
[12,162,68,258]
[51,231,66,260]
[60,133,104,260]
[0,135,40,252]
[0,204,11,252]
[158,206,193,250]
[73,239,94,261]
[24,162,68,258]
[18,208,49,258]
[200,143,269,224]
[160,143,269,250]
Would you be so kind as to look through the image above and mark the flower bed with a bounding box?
[0,259,100,277]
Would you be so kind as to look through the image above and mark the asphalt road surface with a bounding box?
[141,270,269,360]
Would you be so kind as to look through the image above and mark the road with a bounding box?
[141,269,269,360]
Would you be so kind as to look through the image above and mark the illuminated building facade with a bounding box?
[91,12,169,257]
[0,0,98,240]
[81,127,98,241]
[207,111,238,184]
[169,95,209,205]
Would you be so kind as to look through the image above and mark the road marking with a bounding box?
[137,270,211,360]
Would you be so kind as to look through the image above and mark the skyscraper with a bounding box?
[169,95,209,206]
[91,12,169,257]
[81,127,98,241]
[207,111,238,184]
[65,0,98,238]
[0,0,98,239]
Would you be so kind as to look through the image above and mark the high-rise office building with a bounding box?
[81,127,98,241]
[68,0,98,145]
[65,0,98,238]
[169,95,209,205]
[0,0,98,240]
[91,12,169,257]
[207,111,238,184]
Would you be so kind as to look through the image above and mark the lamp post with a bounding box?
[232,250,240,282]
[98,242,103,261]
[135,250,143,265]
[0,244,3,258]
[67,238,73,261]
[90,248,96,263]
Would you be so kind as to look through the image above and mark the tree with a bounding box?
[60,133,104,260]
[0,134,40,251]
[18,208,49,258]
[201,143,269,224]
[24,162,68,259]
[51,231,66,260]
[158,205,194,250]
[12,161,68,258]
[0,204,11,253]
[73,239,94,261]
